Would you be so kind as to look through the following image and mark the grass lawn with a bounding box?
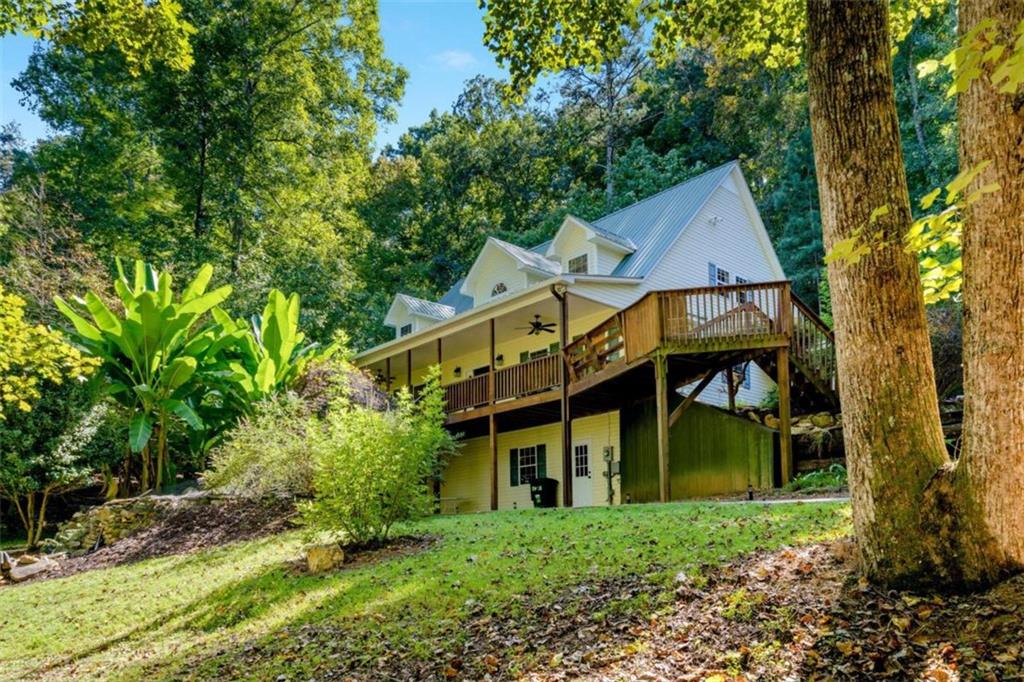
[1,500,849,681]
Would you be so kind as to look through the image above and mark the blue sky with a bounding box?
[0,0,507,150]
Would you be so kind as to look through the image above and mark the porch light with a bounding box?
[454,366,462,378]
[495,354,504,367]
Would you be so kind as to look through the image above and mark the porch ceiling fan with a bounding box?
[516,314,557,336]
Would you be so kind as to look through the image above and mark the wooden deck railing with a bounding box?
[444,373,490,412]
[495,354,561,402]
[565,278,835,391]
[790,297,836,391]
[433,281,837,413]
[567,282,795,380]
[659,281,790,348]
[444,354,562,413]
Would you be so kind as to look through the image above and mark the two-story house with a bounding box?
[355,161,837,512]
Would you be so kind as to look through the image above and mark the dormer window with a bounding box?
[491,282,507,297]
[399,323,413,337]
[567,254,589,274]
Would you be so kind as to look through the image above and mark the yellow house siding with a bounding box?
[467,249,528,306]
[438,410,622,513]
[440,436,491,513]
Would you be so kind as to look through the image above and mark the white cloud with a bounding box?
[432,49,477,71]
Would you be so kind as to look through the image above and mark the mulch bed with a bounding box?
[12,497,297,584]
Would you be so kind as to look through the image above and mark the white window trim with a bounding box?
[518,445,539,485]
[567,253,589,274]
[572,440,591,479]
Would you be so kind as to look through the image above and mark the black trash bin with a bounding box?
[529,477,558,508]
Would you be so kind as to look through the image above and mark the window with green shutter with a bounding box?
[510,444,547,486]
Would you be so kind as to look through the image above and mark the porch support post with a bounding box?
[777,346,793,484]
[727,368,737,412]
[385,357,392,393]
[436,337,442,368]
[554,285,573,507]
[406,348,412,389]
[654,353,670,503]
[489,319,498,510]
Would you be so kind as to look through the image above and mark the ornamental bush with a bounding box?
[300,367,454,547]
[204,395,316,497]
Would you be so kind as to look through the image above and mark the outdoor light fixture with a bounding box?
[454,366,462,378]
[495,354,504,366]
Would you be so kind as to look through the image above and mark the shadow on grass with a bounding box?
[21,502,852,681]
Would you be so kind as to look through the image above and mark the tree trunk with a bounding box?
[806,0,950,584]
[904,31,936,185]
[953,0,1024,582]
[604,59,615,210]
[140,442,151,491]
[32,490,51,547]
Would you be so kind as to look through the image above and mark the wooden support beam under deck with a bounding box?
[777,346,793,484]
[554,285,573,507]
[489,318,497,511]
[669,368,717,428]
[654,354,670,503]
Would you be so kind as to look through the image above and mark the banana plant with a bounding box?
[215,289,338,405]
[55,260,234,491]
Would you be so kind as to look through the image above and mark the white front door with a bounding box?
[572,441,593,507]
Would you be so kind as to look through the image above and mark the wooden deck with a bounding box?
[441,281,836,423]
[564,281,836,404]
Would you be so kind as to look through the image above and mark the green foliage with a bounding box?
[0,382,110,546]
[0,283,98,420]
[0,0,195,75]
[54,259,338,492]
[55,259,233,491]
[216,290,338,406]
[204,396,315,497]
[785,464,848,493]
[10,0,405,345]
[480,0,945,97]
[300,368,455,546]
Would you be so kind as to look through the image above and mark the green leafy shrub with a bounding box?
[785,463,848,492]
[300,368,455,547]
[204,395,315,497]
[0,381,112,547]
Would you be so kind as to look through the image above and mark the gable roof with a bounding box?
[458,237,561,297]
[385,293,455,327]
[570,216,638,251]
[591,161,738,278]
[386,160,752,333]
[491,237,561,276]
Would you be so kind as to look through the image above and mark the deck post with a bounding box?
[654,353,670,503]
[727,368,737,412]
[489,319,498,510]
[553,285,573,507]
[777,346,793,484]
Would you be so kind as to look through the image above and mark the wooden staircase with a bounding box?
[755,296,838,411]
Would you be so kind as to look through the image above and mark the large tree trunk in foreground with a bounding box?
[953,0,1024,582]
[807,0,950,585]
